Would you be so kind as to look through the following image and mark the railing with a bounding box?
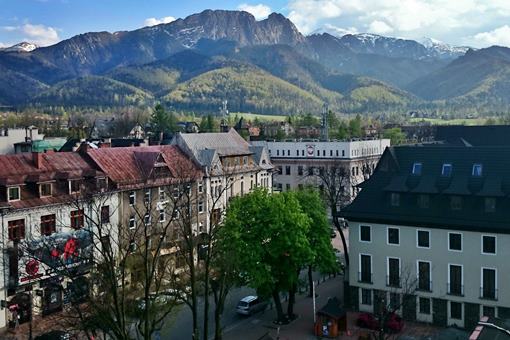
[447,283,464,296]
[480,287,498,300]
[358,271,373,284]
[386,275,401,288]
[417,279,432,292]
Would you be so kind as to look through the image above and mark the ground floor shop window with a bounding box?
[483,306,496,318]
[419,297,431,315]
[361,288,372,305]
[450,301,462,320]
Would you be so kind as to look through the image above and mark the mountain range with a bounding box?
[0,9,508,114]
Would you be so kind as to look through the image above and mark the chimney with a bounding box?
[33,152,43,169]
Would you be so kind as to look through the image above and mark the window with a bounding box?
[441,163,452,176]
[159,187,166,201]
[287,150,290,156]
[387,227,399,245]
[144,189,151,204]
[359,254,372,283]
[412,162,422,175]
[97,177,107,191]
[417,230,430,248]
[129,215,135,229]
[129,241,137,253]
[243,156,248,165]
[198,200,204,213]
[285,166,291,175]
[482,235,496,254]
[40,183,52,197]
[389,293,400,310]
[8,187,20,201]
[129,191,135,206]
[418,261,431,291]
[173,187,179,199]
[361,289,372,305]
[484,198,496,213]
[448,264,463,296]
[286,184,291,191]
[277,166,283,175]
[198,182,203,194]
[482,268,497,300]
[8,219,25,241]
[159,209,165,222]
[276,150,279,156]
[450,302,462,320]
[70,180,81,193]
[450,196,462,210]
[387,258,400,287]
[41,214,56,236]
[472,164,483,177]
[71,210,84,229]
[419,297,431,314]
[101,206,110,224]
[449,233,462,251]
[297,166,303,176]
[144,213,151,225]
[418,195,430,209]
[308,167,314,176]
[360,225,371,242]
[342,150,345,157]
[390,193,400,207]
[483,306,496,318]
[241,181,244,195]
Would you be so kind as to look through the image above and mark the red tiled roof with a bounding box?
[86,145,202,189]
[0,152,101,185]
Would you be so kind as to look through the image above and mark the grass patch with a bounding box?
[409,117,489,125]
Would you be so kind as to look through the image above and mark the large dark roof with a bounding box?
[341,145,510,234]
[435,125,510,147]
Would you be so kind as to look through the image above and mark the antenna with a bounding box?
[321,104,329,141]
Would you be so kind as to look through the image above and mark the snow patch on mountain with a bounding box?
[2,42,38,53]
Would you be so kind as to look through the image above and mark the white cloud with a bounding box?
[313,23,358,36]
[144,16,176,27]
[472,25,510,47]
[0,42,8,48]
[285,0,510,44]
[368,20,393,34]
[1,23,60,46]
[237,3,272,20]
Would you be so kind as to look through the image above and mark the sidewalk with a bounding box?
[222,274,442,340]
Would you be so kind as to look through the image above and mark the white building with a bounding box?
[0,127,44,155]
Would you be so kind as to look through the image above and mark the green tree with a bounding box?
[295,188,338,299]
[349,114,363,137]
[222,189,313,323]
[150,104,177,134]
[383,127,406,145]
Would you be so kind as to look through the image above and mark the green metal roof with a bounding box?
[341,145,510,234]
[31,138,67,153]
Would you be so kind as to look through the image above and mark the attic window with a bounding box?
[472,164,483,177]
[441,164,452,177]
[412,162,422,175]
[70,180,81,194]
[8,187,20,201]
[40,183,52,197]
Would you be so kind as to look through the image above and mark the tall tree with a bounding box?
[150,104,177,135]
[222,189,313,323]
[295,188,339,299]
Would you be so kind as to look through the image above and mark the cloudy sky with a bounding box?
[1,0,510,48]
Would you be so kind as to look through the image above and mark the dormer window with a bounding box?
[472,164,483,177]
[441,163,452,177]
[8,186,20,201]
[40,183,52,197]
[97,178,107,191]
[70,180,81,194]
[412,163,422,175]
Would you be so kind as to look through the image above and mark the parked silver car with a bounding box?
[236,296,268,315]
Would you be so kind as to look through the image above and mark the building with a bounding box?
[0,151,116,330]
[172,129,273,229]
[252,139,390,196]
[0,127,45,155]
[342,145,510,330]
[14,138,67,154]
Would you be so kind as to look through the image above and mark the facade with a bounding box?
[0,151,116,330]
[252,139,390,196]
[0,127,45,155]
[342,145,510,330]
[172,129,273,229]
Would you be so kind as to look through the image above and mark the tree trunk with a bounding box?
[287,283,297,320]
[272,289,285,323]
[331,205,349,267]
[203,256,211,340]
[308,265,314,297]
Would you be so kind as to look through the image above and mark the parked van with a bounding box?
[236,296,268,315]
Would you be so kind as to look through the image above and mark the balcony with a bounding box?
[417,279,433,292]
[386,275,401,288]
[358,271,373,284]
[447,283,464,296]
[480,287,498,300]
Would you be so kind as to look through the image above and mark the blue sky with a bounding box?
[1,0,510,48]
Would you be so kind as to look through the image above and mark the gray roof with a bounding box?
[178,128,252,160]
[249,145,273,170]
